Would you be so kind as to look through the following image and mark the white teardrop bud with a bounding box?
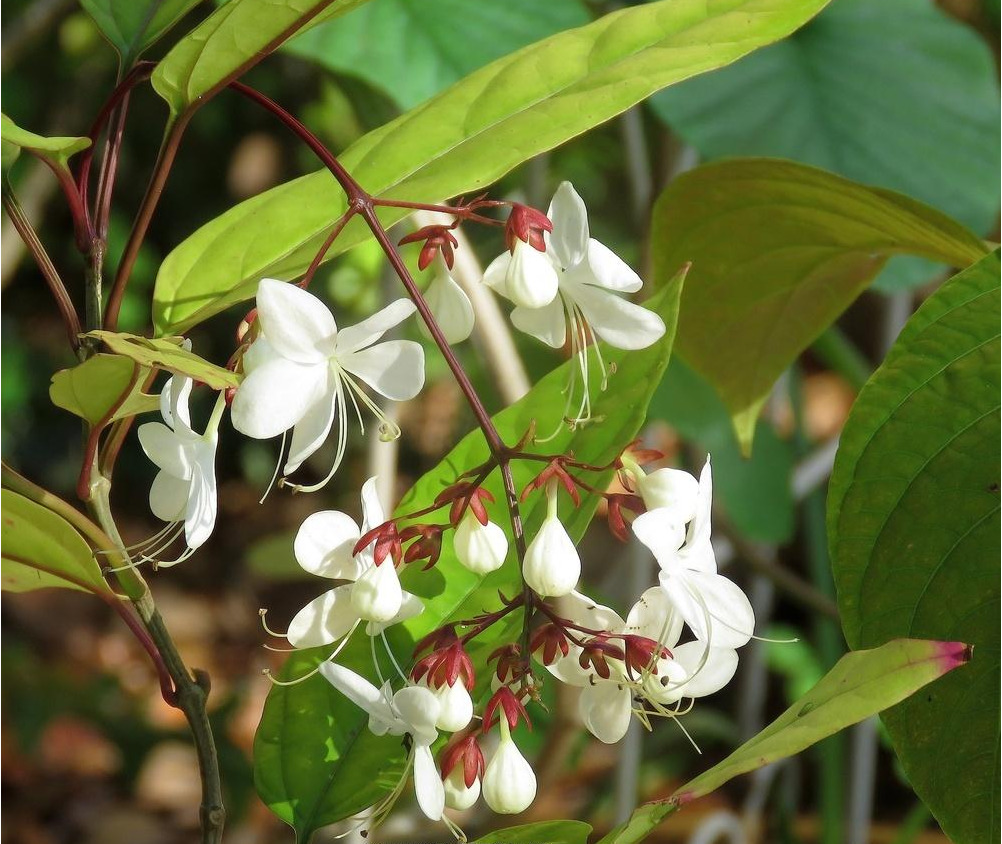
[349,561,402,623]
[430,678,474,732]
[453,511,508,574]
[444,766,481,811]
[522,515,580,598]
[505,240,559,309]
[424,272,475,344]
[482,726,536,814]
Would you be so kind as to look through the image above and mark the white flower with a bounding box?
[423,677,474,732]
[444,764,481,810]
[320,663,445,821]
[231,279,425,492]
[484,183,665,426]
[286,478,422,649]
[481,719,536,814]
[453,510,508,574]
[522,481,580,597]
[492,239,560,310]
[633,459,755,649]
[138,375,222,562]
[424,269,475,344]
[622,459,699,526]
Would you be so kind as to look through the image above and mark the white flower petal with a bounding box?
[340,340,425,401]
[453,513,508,574]
[567,282,665,350]
[509,296,567,349]
[444,766,481,810]
[482,252,513,298]
[367,590,424,635]
[413,743,446,820]
[148,470,189,522]
[579,682,633,744]
[482,736,536,814]
[184,460,217,549]
[546,181,589,269]
[284,381,338,474]
[241,335,277,376]
[393,686,440,745]
[504,240,559,309]
[335,299,416,354]
[423,273,475,344]
[350,561,403,623]
[286,584,359,648]
[635,468,699,521]
[564,589,626,633]
[682,569,755,649]
[584,239,643,293]
[230,356,328,440]
[294,510,362,579]
[138,422,193,479]
[625,586,684,648]
[320,662,389,721]
[685,458,714,549]
[671,641,739,698]
[256,278,337,363]
[631,510,686,564]
[359,476,385,534]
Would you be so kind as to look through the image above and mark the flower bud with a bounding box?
[482,724,536,814]
[522,481,579,597]
[350,561,403,623]
[429,678,474,733]
[453,511,508,574]
[444,764,481,810]
[424,272,475,344]
[505,240,559,309]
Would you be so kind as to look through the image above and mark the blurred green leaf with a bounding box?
[85,331,239,389]
[1,489,110,595]
[474,821,592,844]
[600,639,971,844]
[286,0,589,110]
[653,158,988,451]
[651,358,794,543]
[49,354,159,426]
[151,0,373,114]
[254,273,685,837]
[153,0,832,334]
[79,0,202,66]
[650,0,1000,292]
[828,252,1001,844]
[1,113,90,173]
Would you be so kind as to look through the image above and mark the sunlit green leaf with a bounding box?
[1,489,110,595]
[650,0,1000,292]
[652,158,988,451]
[828,252,1001,844]
[49,354,159,426]
[85,331,239,389]
[80,0,202,66]
[474,821,592,844]
[1,113,90,173]
[153,0,832,334]
[254,273,686,837]
[286,0,589,110]
[600,639,971,844]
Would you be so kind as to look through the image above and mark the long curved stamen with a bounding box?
[381,630,409,683]
[263,663,323,686]
[337,367,403,444]
[259,430,288,504]
[259,608,288,638]
[282,376,349,494]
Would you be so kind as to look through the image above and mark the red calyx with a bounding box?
[440,733,486,787]
[412,626,475,689]
[398,224,460,270]
[445,484,495,528]
[488,643,525,685]
[483,687,531,733]
[399,524,445,570]
[520,458,581,506]
[504,203,552,253]
[623,634,671,679]
[606,493,645,542]
[236,308,258,344]
[352,521,402,566]
[529,623,570,666]
[578,637,626,680]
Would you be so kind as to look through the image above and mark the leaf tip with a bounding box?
[935,640,973,672]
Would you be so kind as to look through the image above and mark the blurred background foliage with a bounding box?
[1,0,998,842]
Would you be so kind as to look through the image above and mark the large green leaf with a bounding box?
[254,274,685,838]
[828,252,1001,844]
[600,639,971,844]
[286,0,589,110]
[49,354,159,426]
[474,821,592,844]
[84,331,239,389]
[1,489,111,595]
[650,0,1000,292]
[151,0,372,115]
[80,0,203,66]
[153,0,832,335]
[1,113,90,173]
[653,158,988,451]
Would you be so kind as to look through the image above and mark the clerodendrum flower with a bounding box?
[320,663,446,821]
[484,182,665,428]
[521,480,580,598]
[481,717,536,814]
[423,266,475,345]
[138,375,223,564]
[286,477,422,649]
[632,459,756,649]
[231,279,425,492]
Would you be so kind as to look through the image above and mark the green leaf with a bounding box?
[828,252,1001,844]
[650,358,794,543]
[85,331,239,389]
[653,158,988,452]
[649,0,1000,293]
[286,0,589,110]
[1,489,110,595]
[151,0,373,115]
[79,0,203,66]
[599,639,971,844]
[254,273,686,837]
[474,821,592,844]
[1,113,90,173]
[49,354,159,426]
[153,0,832,335]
